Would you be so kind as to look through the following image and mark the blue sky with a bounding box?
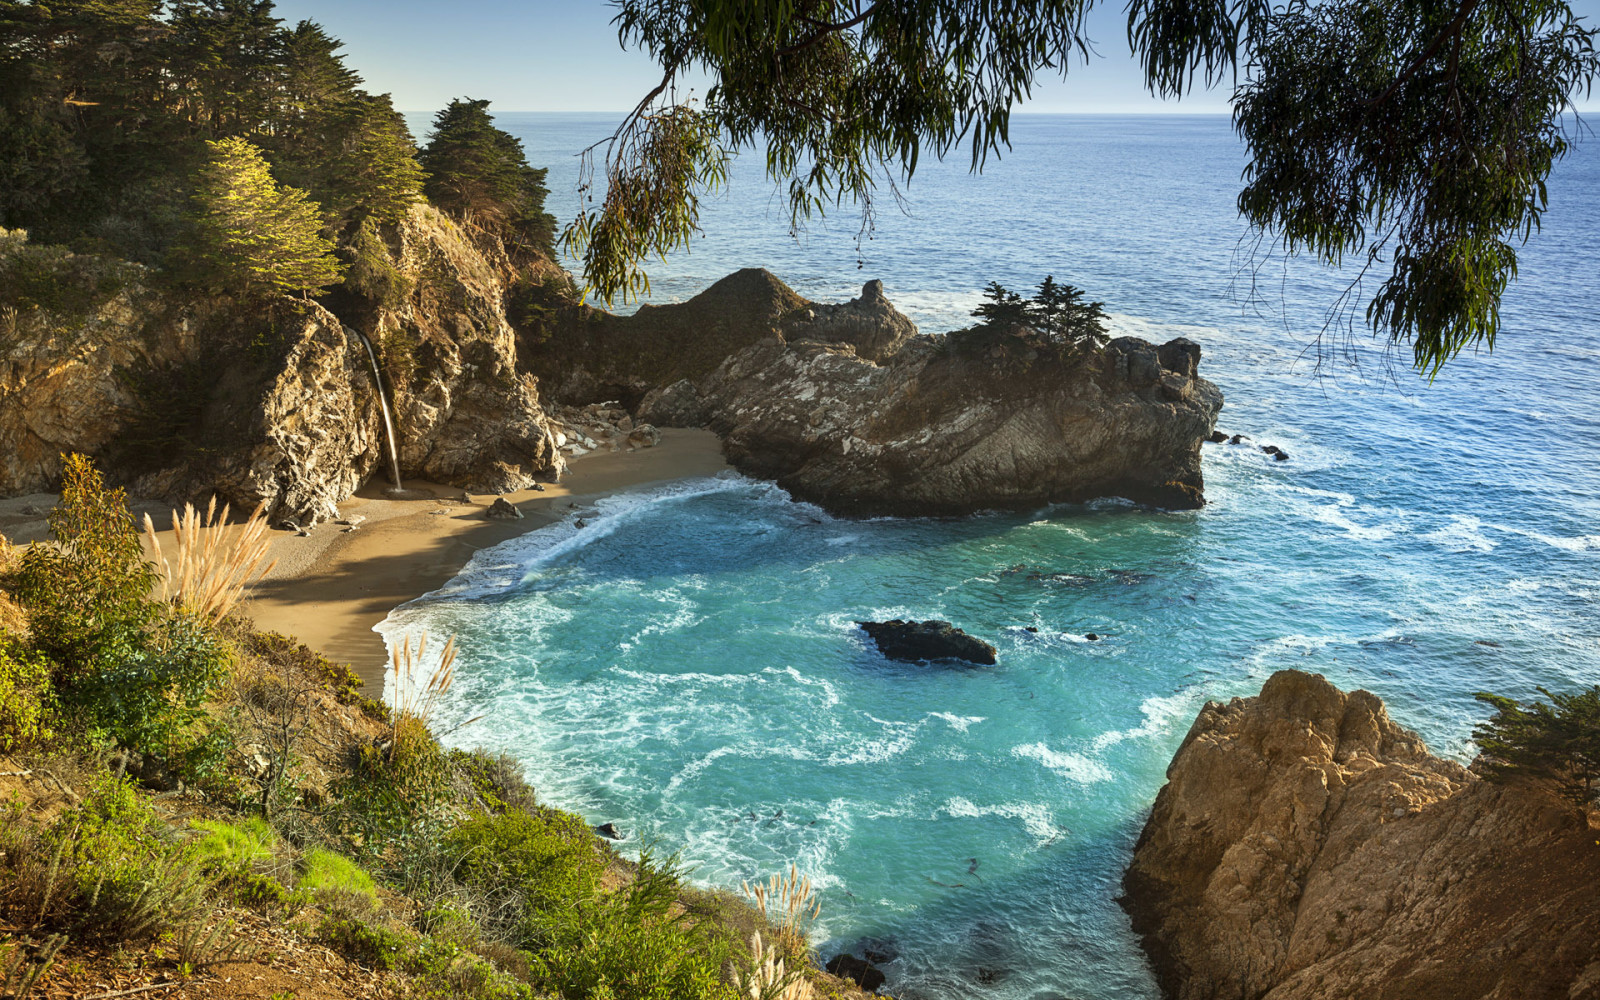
[274,0,1599,115]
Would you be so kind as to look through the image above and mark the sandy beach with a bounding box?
[0,429,730,693]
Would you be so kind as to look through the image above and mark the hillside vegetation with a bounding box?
[0,457,872,1000]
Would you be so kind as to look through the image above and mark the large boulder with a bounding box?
[1122,670,1600,1000]
[858,619,998,665]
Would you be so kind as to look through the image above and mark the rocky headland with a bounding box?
[3,246,1222,520]
[1122,670,1600,1000]
[530,269,1224,515]
[0,206,564,524]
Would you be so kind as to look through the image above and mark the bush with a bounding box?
[449,748,538,816]
[13,456,232,762]
[529,851,737,1000]
[335,715,454,852]
[1473,685,1600,808]
[191,816,276,875]
[0,636,54,751]
[342,216,414,310]
[299,848,378,902]
[442,807,602,918]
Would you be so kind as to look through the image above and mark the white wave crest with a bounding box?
[1011,743,1114,784]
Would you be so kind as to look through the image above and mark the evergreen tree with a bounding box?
[1028,275,1109,346]
[971,281,1028,330]
[420,98,554,258]
[1474,686,1600,809]
[183,136,343,297]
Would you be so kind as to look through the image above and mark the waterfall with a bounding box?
[352,329,405,493]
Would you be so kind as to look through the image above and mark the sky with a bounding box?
[273,0,1600,116]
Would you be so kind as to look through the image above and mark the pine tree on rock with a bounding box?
[420,98,554,259]
[185,136,343,298]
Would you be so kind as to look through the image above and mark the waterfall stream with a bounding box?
[352,329,405,493]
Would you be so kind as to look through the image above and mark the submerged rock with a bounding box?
[594,822,624,841]
[1261,444,1290,461]
[858,620,998,666]
[825,954,886,993]
[1207,430,1229,443]
[1122,669,1600,1000]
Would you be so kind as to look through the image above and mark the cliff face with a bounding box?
[0,206,561,522]
[1123,670,1600,1000]
[619,275,1220,515]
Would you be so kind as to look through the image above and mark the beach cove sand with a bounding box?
[0,428,729,694]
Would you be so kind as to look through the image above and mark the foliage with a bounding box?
[299,848,378,901]
[181,137,344,299]
[954,276,1110,357]
[190,816,277,875]
[334,715,454,853]
[448,748,538,816]
[0,3,430,266]
[1028,274,1108,345]
[143,497,278,624]
[13,455,231,761]
[0,229,134,318]
[0,636,54,751]
[443,807,603,918]
[419,99,555,260]
[529,850,738,1000]
[581,0,1597,372]
[341,216,414,310]
[1473,685,1600,807]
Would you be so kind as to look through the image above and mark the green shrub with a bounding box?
[449,748,537,816]
[342,216,414,311]
[529,852,736,1000]
[13,456,232,760]
[442,806,602,917]
[1474,685,1600,807]
[190,817,276,874]
[335,715,454,853]
[0,636,54,751]
[299,849,377,901]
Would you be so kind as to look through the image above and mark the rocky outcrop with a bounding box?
[643,333,1219,516]
[1122,670,1600,1000]
[858,620,998,665]
[0,207,562,522]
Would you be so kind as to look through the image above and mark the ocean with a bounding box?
[384,113,1600,999]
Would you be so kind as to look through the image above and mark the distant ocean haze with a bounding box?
[386,114,1600,1000]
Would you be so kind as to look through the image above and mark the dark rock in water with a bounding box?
[1230,434,1250,444]
[857,938,899,965]
[858,620,997,665]
[1025,626,1040,634]
[486,497,523,520]
[594,822,624,841]
[825,954,886,993]
[575,518,588,529]
[1208,430,1229,444]
[1261,444,1290,462]
[1085,633,1101,641]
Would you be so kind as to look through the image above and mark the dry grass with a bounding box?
[740,932,814,1000]
[388,632,478,730]
[142,497,277,622]
[742,865,819,959]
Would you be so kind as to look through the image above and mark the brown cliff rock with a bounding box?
[0,208,561,521]
[1122,669,1600,1000]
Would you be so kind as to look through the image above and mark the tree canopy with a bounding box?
[570,0,1598,374]
[0,1,425,262]
[182,136,344,298]
[1473,685,1600,808]
[420,99,556,260]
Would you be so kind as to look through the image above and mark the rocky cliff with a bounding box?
[1122,670,1600,1000]
[0,207,561,522]
[530,270,1221,515]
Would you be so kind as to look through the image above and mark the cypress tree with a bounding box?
[184,136,343,298]
[419,98,554,258]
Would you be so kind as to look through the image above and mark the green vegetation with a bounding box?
[181,137,344,299]
[0,456,831,1000]
[419,99,556,261]
[948,276,1111,361]
[572,0,1597,374]
[1473,685,1600,808]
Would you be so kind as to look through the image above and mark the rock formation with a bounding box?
[528,269,1223,515]
[0,206,562,522]
[1122,669,1600,1000]
[858,619,998,666]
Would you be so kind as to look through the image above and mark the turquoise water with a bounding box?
[383,115,1600,999]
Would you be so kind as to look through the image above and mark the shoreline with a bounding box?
[240,429,731,693]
